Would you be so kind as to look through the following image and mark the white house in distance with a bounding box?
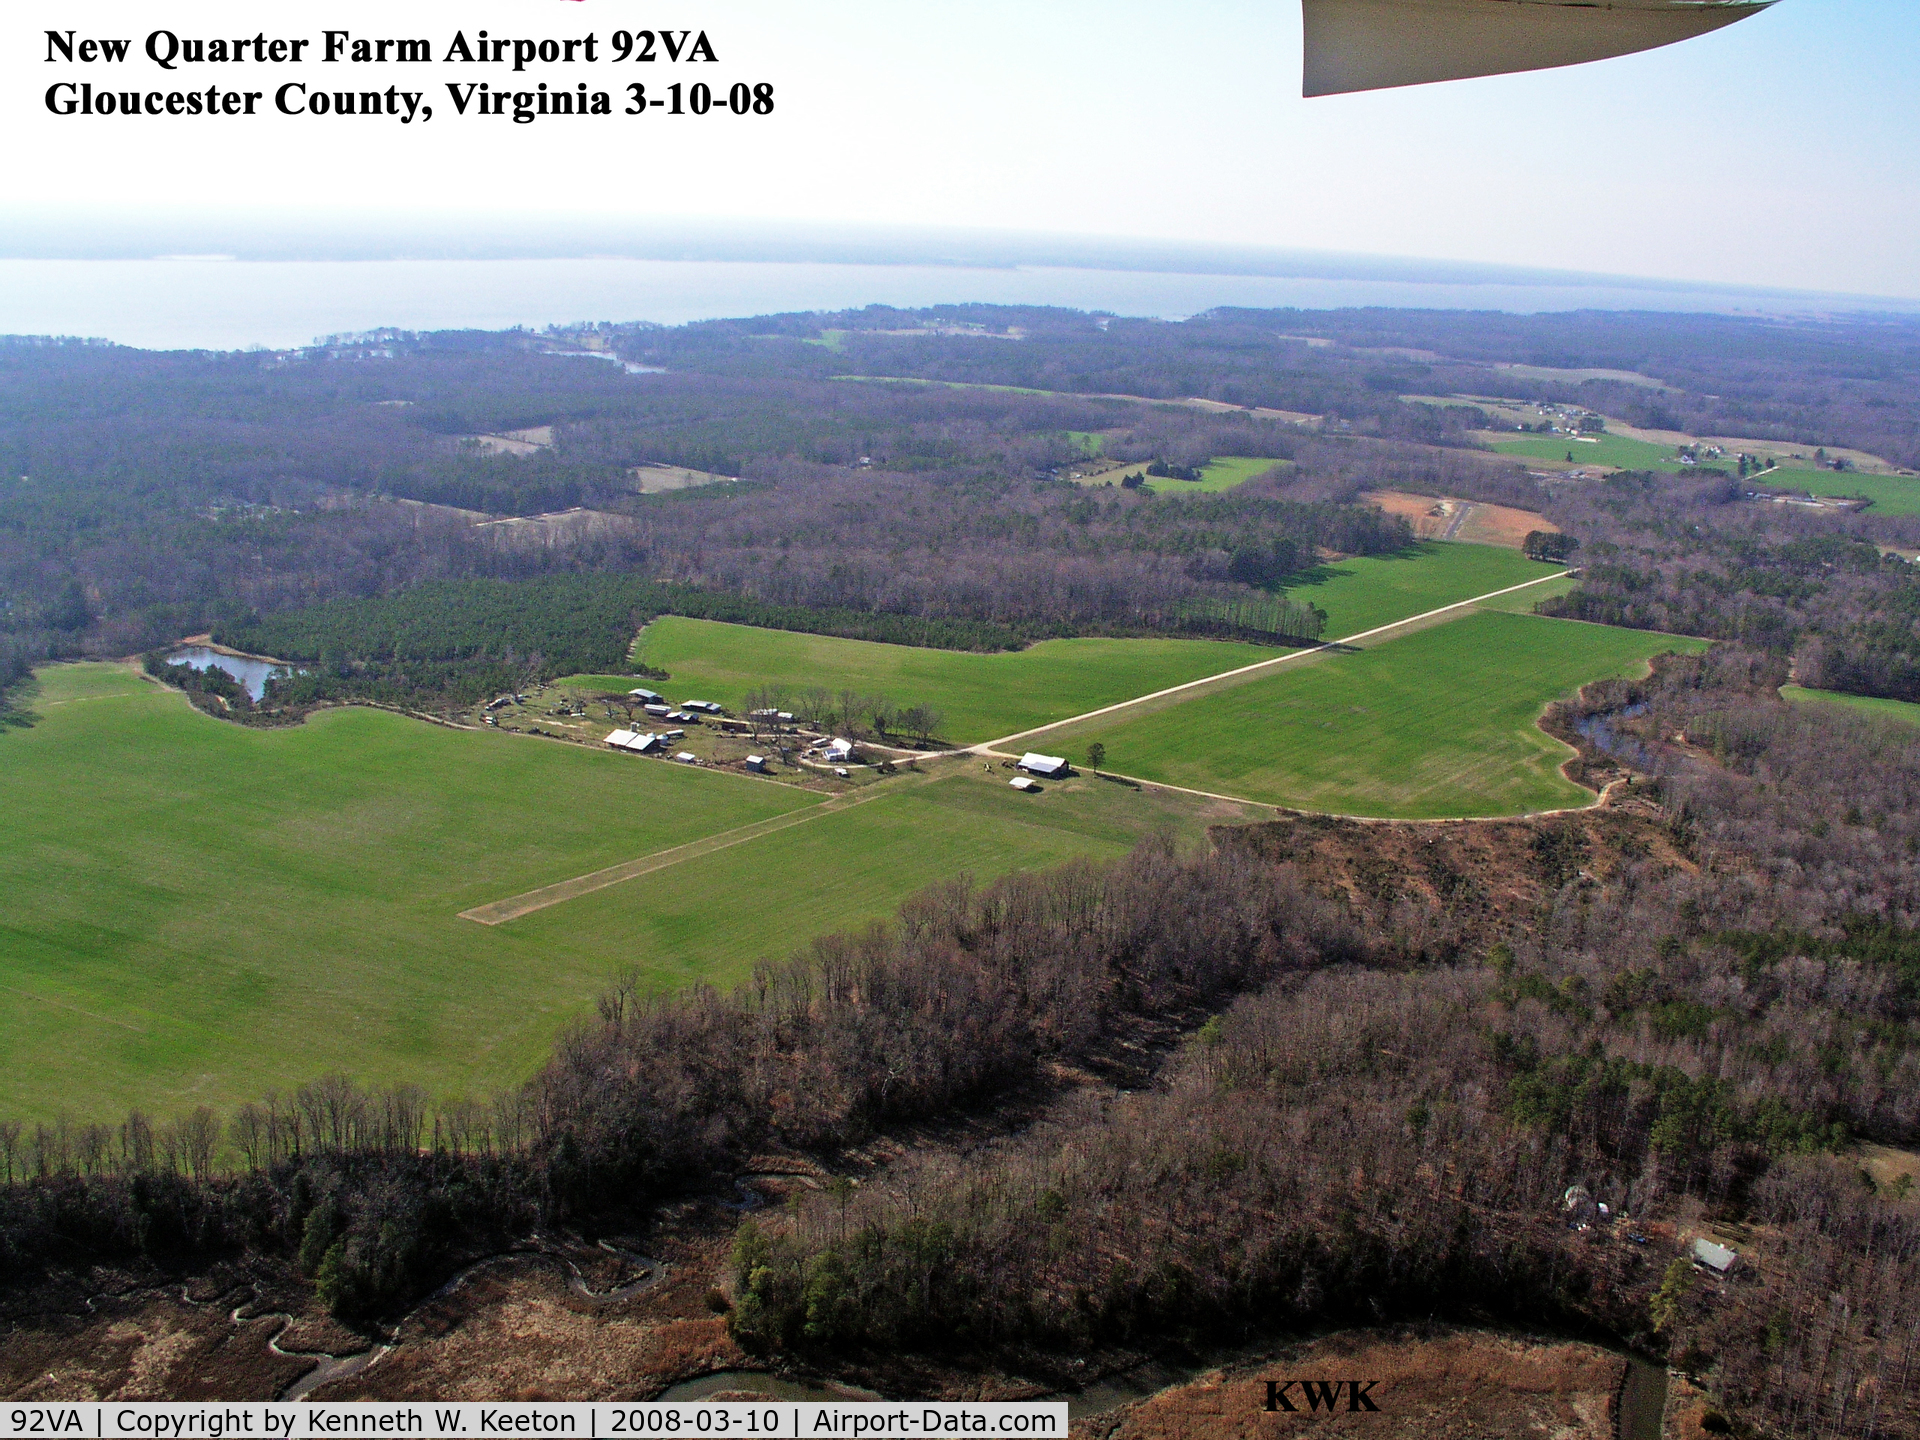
[1017,752,1069,778]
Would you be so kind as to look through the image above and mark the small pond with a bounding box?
[165,646,297,702]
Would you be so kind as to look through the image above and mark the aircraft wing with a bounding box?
[1303,0,1776,97]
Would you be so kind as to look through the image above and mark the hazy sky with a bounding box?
[14,0,1918,297]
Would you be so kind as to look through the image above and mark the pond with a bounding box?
[165,646,297,702]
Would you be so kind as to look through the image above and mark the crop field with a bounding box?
[606,620,1280,744]
[1781,684,1920,726]
[0,665,1241,1122]
[1049,612,1708,819]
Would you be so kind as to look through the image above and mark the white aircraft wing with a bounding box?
[1303,0,1776,97]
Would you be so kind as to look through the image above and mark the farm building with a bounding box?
[1692,1238,1739,1275]
[1010,776,1036,791]
[603,730,661,754]
[1017,752,1070,777]
[627,688,663,702]
[643,703,671,718]
[822,738,855,761]
[745,755,769,772]
[674,751,699,764]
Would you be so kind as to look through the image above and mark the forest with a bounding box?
[9,307,1920,716]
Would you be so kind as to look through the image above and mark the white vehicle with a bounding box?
[1302,0,1775,96]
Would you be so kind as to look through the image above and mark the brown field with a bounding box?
[1363,490,1555,548]
[1068,459,1143,486]
[629,463,737,494]
[1081,1329,1624,1440]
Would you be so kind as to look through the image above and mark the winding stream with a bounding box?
[74,1238,668,1402]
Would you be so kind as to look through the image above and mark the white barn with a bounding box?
[1017,752,1069,778]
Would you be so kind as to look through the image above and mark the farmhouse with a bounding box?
[1693,1238,1739,1275]
[627,688,663,702]
[1017,752,1070,778]
[822,738,855,762]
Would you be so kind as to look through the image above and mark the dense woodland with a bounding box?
[8,307,1920,712]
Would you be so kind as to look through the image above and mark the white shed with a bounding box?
[1017,752,1069,777]
[605,729,639,749]
[1692,1238,1738,1275]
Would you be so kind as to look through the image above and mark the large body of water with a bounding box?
[6,256,1915,352]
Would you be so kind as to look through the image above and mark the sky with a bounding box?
[10,0,1920,299]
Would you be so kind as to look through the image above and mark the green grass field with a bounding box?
[1781,684,1920,727]
[1,665,1226,1122]
[1284,542,1563,636]
[1491,432,1684,471]
[1145,456,1289,494]
[1051,612,1708,819]
[598,621,1278,745]
[1474,572,1580,613]
[562,544,1560,744]
[1764,469,1920,517]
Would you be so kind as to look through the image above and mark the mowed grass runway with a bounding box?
[1052,612,1708,819]
[0,666,1212,1121]
[572,543,1561,744]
